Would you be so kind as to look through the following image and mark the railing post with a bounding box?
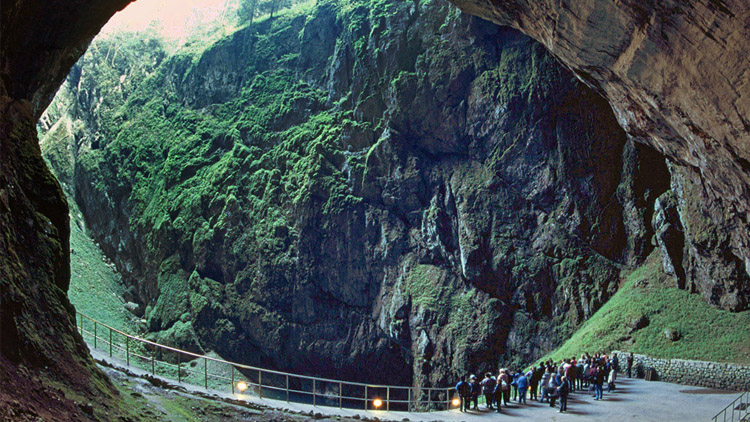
[407,388,411,412]
[93,321,97,349]
[178,352,181,383]
[152,354,155,375]
[258,370,262,399]
[286,375,290,402]
[109,328,112,357]
[204,357,208,389]
[387,387,390,411]
[339,382,342,408]
[365,385,368,410]
[126,335,130,366]
[231,366,235,394]
[313,379,316,407]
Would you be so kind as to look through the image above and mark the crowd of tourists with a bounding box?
[455,352,634,414]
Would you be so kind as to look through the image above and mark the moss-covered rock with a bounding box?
[40,0,669,389]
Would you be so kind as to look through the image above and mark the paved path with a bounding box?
[89,345,734,421]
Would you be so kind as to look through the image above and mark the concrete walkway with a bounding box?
[89,345,735,421]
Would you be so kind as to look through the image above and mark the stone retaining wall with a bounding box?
[611,350,750,391]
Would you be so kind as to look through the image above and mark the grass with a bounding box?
[541,251,750,364]
[67,201,140,334]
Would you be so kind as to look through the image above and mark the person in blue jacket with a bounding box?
[516,372,529,404]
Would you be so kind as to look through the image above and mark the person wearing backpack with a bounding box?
[455,376,471,412]
[499,369,511,406]
[481,372,496,410]
[493,372,504,412]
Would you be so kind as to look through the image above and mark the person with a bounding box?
[612,353,620,374]
[493,372,504,412]
[575,356,586,390]
[608,363,617,392]
[469,375,480,410]
[499,370,511,406]
[586,359,597,393]
[567,358,577,393]
[529,365,541,401]
[558,375,570,412]
[456,376,471,412]
[627,352,634,378]
[594,364,605,400]
[516,371,529,404]
[548,371,560,408]
[510,370,519,401]
[481,372,496,410]
[539,367,552,403]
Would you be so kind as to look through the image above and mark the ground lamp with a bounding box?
[236,381,248,393]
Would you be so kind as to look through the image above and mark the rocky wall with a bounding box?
[613,350,750,391]
[448,0,750,312]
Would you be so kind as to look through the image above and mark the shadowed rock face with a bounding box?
[1,1,132,419]
[446,0,750,310]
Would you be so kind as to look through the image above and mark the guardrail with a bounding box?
[713,391,750,422]
[76,312,456,412]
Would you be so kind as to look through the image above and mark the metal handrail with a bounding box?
[712,391,749,422]
[76,311,456,412]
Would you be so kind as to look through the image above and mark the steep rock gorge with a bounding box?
[448,0,750,311]
[40,0,668,389]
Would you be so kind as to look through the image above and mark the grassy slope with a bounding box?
[68,201,140,333]
[543,251,750,364]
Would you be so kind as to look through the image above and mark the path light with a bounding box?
[452,398,461,407]
[236,381,248,393]
[373,398,383,409]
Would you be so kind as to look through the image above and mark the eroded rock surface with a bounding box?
[40,0,669,390]
[447,0,750,310]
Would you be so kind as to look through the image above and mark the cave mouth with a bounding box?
[4,0,750,419]
[36,0,683,393]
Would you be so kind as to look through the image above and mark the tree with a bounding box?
[238,0,259,24]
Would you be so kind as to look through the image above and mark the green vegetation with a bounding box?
[48,0,387,352]
[40,0,750,386]
[542,251,750,364]
[68,201,140,333]
[404,264,451,311]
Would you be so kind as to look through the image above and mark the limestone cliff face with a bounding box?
[41,0,669,389]
[447,0,750,311]
[2,0,748,416]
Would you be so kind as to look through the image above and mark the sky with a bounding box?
[100,0,237,40]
